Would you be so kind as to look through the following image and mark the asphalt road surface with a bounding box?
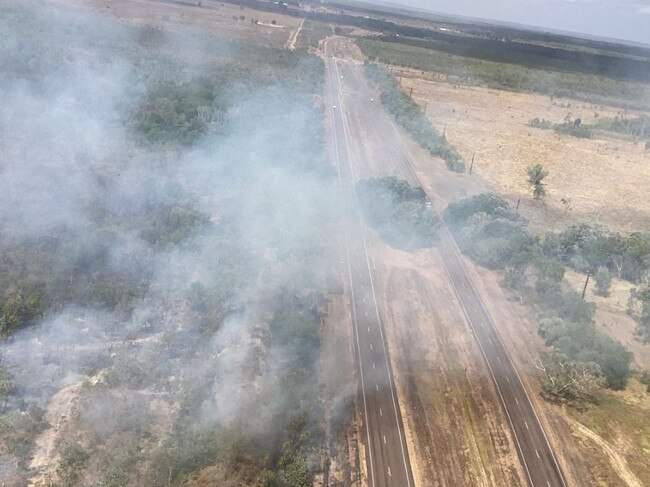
[325,39,415,487]
[325,36,567,487]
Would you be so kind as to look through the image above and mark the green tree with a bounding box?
[527,164,549,199]
[0,365,13,409]
[629,286,650,343]
[594,267,612,297]
[0,288,22,335]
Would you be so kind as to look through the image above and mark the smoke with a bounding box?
[0,1,341,482]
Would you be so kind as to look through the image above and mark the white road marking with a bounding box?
[524,421,529,430]
[388,467,392,477]
[379,407,383,416]
[506,376,510,383]
[329,47,413,487]
[515,397,519,405]
[373,363,376,370]
[370,343,373,350]
[497,356,501,362]
[536,449,540,459]
[376,384,379,391]
[383,435,387,444]
[367,326,370,332]
[365,311,368,317]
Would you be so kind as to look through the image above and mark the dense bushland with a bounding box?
[444,193,633,393]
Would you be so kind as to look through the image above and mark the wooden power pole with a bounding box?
[581,271,591,299]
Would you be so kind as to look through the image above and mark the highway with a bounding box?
[325,36,568,487]
[325,39,415,487]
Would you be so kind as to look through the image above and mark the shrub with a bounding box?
[528,118,553,129]
[594,267,612,297]
[356,176,438,249]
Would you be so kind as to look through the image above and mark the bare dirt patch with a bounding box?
[29,381,84,486]
[400,74,650,234]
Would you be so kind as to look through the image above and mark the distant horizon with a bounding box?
[364,0,650,46]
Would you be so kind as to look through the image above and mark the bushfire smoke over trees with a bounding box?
[0,2,340,485]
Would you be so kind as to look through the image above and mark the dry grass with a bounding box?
[564,269,650,370]
[50,0,301,47]
[564,379,650,485]
[400,73,650,234]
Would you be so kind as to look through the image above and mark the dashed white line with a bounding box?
[515,397,519,405]
[379,407,383,416]
[536,449,541,459]
[373,363,376,370]
[383,435,387,444]
[497,355,501,362]
[506,376,510,383]
[370,343,373,351]
[367,326,370,332]
[388,467,392,477]
[524,420,530,430]
[376,384,379,391]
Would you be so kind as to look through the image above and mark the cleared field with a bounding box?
[399,73,650,234]
[50,0,302,47]
[358,38,650,110]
